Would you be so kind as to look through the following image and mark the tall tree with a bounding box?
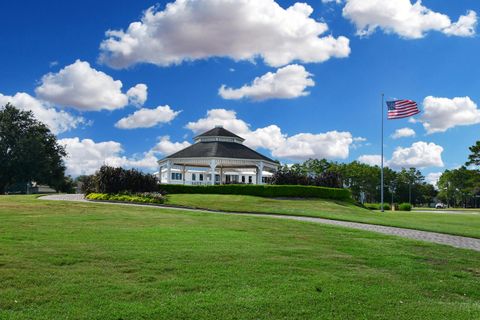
[466,141,480,167]
[396,168,424,205]
[0,103,67,194]
[438,167,479,208]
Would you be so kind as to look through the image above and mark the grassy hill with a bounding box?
[166,194,480,238]
[1,195,479,319]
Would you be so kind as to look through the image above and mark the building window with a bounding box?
[192,173,196,181]
[171,173,182,180]
[199,174,204,181]
[241,176,245,183]
[248,176,252,184]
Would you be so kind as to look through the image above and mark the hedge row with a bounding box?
[364,203,391,211]
[364,202,412,211]
[159,184,351,201]
[86,192,166,204]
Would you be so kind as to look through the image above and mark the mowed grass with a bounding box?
[166,194,480,238]
[1,196,480,320]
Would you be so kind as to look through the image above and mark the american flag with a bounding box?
[387,99,420,119]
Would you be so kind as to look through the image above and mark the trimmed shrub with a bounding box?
[86,192,166,204]
[81,166,158,194]
[364,203,391,211]
[158,184,351,201]
[399,203,412,211]
[364,203,379,210]
[96,166,157,194]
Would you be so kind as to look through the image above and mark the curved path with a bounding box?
[39,194,480,252]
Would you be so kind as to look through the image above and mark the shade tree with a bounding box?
[0,104,67,194]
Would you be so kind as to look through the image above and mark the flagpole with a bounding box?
[381,93,385,213]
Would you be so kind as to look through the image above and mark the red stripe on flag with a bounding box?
[388,110,420,119]
[395,102,417,108]
[388,107,419,115]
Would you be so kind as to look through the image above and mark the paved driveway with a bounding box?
[39,194,480,252]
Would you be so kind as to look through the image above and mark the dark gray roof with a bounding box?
[166,141,275,163]
[195,127,244,140]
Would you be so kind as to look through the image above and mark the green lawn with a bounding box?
[1,196,480,319]
[166,194,480,238]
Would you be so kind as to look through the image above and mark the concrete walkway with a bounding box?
[39,194,480,252]
[413,209,479,215]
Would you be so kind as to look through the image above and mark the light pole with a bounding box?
[389,186,394,210]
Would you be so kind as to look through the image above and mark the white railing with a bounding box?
[190,181,210,186]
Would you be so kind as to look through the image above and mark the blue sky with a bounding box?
[1,0,479,183]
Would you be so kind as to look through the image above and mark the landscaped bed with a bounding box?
[86,192,166,204]
[1,195,480,319]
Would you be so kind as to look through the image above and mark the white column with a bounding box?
[256,161,264,185]
[166,160,172,184]
[182,164,186,185]
[209,160,217,185]
[158,165,163,184]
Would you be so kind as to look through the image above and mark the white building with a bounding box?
[157,126,278,185]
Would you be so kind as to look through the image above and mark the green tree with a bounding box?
[438,167,479,208]
[466,141,480,167]
[0,103,67,194]
[396,168,424,205]
[416,183,437,206]
[53,175,76,193]
[332,161,380,203]
[303,159,331,176]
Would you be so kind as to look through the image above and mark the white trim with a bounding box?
[158,156,277,169]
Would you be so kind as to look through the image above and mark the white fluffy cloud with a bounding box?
[271,131,353,160]
[443,10,478,37]
[186,109,251,134]
[115,105,180,129]
[99,0,350,68]
[0,92,84,134]
[388,141,444,169]
[186,108,357,161]
[219,64,314,101]
[60,135,192,176]
[358,154,383,166]
[426,172,442,188]
[126,84,148,106]
[151,136,191,155]
[419,96,480,134]
[343,0,477,39]
[391,127,416,139]
[60,137,126,176]
[358,142,444,170]
[35,60,146,111]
